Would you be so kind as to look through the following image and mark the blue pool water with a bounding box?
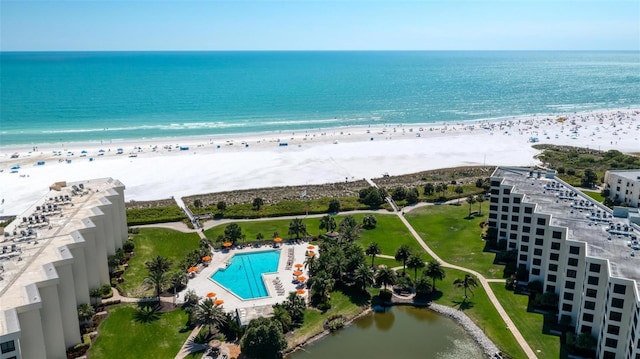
[211,250,281,300]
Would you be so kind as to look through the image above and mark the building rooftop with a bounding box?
[493,167,640,289]
[608,170,640,182]
[0,178,124,334]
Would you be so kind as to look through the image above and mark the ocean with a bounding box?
[1,51,639,147]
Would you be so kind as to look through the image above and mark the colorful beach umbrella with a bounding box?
[273,237,283,242]
[296,289,306,295]
[306,245,315,250]
[297,276,307,282]
[214,299,224,305]
[206,292,216,298]
[202,255,211,261]
[188,267,198,273]
[293,271,303,276]
[294,263,303,268]
[223,242,232,247]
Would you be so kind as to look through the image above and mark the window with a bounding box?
[536,228,546,236]
[501,215,508,221]
[568,258,579,266]
[551,242,560,250]
[563,292,574,300]
[605,338,618,348]
[500,223,507,229]
[581,325,592,334]
[613,284,626,295]
[549,264,558,271]
[612,298,625,308]
[510,224,518,231]
[491,189,500,195]
[508,242,516,249]
[514,197,521,204]
[565,281,575,289]
[522,236,530,243]
[533,258,541,266]
[523,226,531,233]
[607,325,620,335]
[525,207,533,214]
[569,246,580,255]
[550,253,559,261]
[510,233,517,240]
[552,231,563,239]
[545,285,555,292]
[610,311,622,322]
[503,188,511,195]
[519,254,528,261]
[534,248,542,256]
[531,268,540,275]
[491,197,499,203]
[502,206,509,212]
[524,216,532,223]
[537,218,546,225]
[535,238,544,246]
[586,288,597,298]
[562,303,573,311]
[502,197,510,203]
[0,341,15,354]
[490,205,498,211]
[547,274,557,282]
[567,269,577,278]
[520,245,529,252]
[512,206,520,213]
[603,351,616,359]
[511,215,519,222]
[587,276,599,286]
[491,180,501,187]
[582,313,594,322]
[499,231,506,237]
[584,301,596,310]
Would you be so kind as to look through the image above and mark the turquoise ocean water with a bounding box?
[1,51,639,147]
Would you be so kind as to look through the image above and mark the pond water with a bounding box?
[289,306,484,359]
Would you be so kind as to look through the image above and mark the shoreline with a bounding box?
[1,108,638,216]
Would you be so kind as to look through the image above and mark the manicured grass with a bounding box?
[121,228,201,297]
[89,305,192,359]
[126,205,187,226]
[431,268,526,358]
[582,190,605,203]
[490,283,563,359]
[405,204,505,279]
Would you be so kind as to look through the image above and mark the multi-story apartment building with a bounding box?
[0,178,127,359]
[489,167,640,359]
[605,170,640,208]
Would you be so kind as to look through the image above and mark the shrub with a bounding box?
[122,240,135,253]
[326,317,345,332]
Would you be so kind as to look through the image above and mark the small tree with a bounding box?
[406,187,419,205]
[328,198,341,213]
[288,218,307,239]
[224,223,243,245]
[365,242,381,267]
[319,215,337,233]
[193,199,203,208]
[240,318,287,359]
[424,183,435,196]
[476,195,485,215]
[406,254,425,280]
[394,244,412,274]
[77,303,95,323]
[216,201,227,212]
[362,215,377,229]
[252,197,264,211]
[375,266,397,290]
[424,260,446,291]
[466,195,476,217]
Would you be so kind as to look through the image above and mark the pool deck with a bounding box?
[179,241,316,325]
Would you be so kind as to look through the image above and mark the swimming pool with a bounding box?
[211,250,281,300]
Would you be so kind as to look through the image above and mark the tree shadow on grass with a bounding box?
[451,299,474,311]
[133,301,161,323]
[337,283,371,307]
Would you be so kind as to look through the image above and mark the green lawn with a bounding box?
[121,228,201,297]
[405,204,505,279]
[581,190,605,203]
[490,283,564,359]
[89,305,192,359]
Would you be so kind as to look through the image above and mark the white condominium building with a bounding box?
[489,167,640,359]
[0,178,127,359]
[605,170,640,208]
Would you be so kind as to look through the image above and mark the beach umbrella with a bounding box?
[202,255,211,262]
[296,289,306,295]
[206,292,216,298]
[306,251,315,257]
[81,150,87,154]
[214,299,224,305]
[273,237,283,243]
[188,267,198,273]
[306,245,315,250]
[294,263,303,268]
[297,276,307,282]
[223,242,232,247]
[293,271,303,276]
[98,149,105,153]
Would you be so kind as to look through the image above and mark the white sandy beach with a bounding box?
[1,109,638,216]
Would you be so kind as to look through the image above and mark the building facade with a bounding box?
[0,178,127,359]
[489,167,640,359]
[605,170,640,208]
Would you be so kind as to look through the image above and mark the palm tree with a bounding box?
[309,271,335,304]
[414,276,432,297]
[424,260,446,291]
[375,266,397,290]
[170,271,188,296]
[195,298,227,336]
[353,264,375,292]
[77,303,95,323]
[224,223,243,245]
[319,215,337,233]
[406,254,425,280]
[288,218,307,240]
[145,256,172,274]
[453,274,478,301]
[304,254,319,276]
[394,244,412,274]
[476,195,485,215]
[272,305,292,332]
[466,195,476,218]
[327,252,347,282]
[365,242,381,267]
[144,270,168,299]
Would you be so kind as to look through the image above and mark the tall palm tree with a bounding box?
[327,252,347,282]
[353,263,375,292]
[319,215,337,233]
[195,298,227,336]
[394,244,412,274]
[170,271,188,296]
[365,242,381,267]
[303,254,319,276]
[466,195,476,218]
[288,218,307,240]
[453,274,478,301]
[272,305,292,332]
[476,195,485,215]
[144,270,168,299]
[406,254,425,280]
[309,271,335,304]
[424,260,446,291]
[375,266,397,290]
[413,276,432,297]
[145,256,172,274]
